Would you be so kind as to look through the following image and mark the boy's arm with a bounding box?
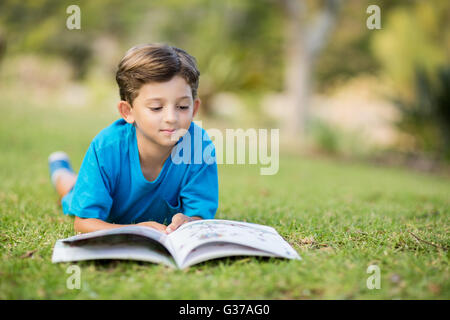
[74,216,167,234]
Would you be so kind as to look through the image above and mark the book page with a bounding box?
[54,225,179,264]
[60,225,178,256]
[180,242,277,269]
[52,240,176,268]
[168,219,300,266]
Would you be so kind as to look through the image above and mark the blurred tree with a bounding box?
[155,0,285,115]
[394,66,450,160]
[279,0,341,138]
[0,0,153,79]
[372,0,450,159]
[0,30,6,67]
[5,0,442,146]
[372,1,449,98]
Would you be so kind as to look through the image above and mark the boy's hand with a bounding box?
[166,213,201,234]
[137,221,167,232]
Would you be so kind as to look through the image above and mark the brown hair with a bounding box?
[115,43,200,106]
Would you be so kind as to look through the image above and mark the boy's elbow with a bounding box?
[73,216,85,233]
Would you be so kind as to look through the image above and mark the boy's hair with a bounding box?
[116,43,200,106]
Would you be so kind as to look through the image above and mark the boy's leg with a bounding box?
[48,151,77,198]
[55,171,77,198]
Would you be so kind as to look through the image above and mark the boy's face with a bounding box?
[120,75,200,148]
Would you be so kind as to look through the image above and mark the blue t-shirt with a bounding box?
[61,119,218,224]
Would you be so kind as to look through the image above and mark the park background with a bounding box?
[0,0,448,299]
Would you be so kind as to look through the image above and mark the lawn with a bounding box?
[0,100,449,299]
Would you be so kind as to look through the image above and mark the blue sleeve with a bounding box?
[62,142,114,220]
[180,146,219,220]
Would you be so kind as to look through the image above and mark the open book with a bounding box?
[52,219,301,269]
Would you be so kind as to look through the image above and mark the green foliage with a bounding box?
[2,0,444,94]
[157,0,285,93]
[309,119,374,158]
[370,0,450,158]
[315,0,379,88]
[0,0,158,79]
[394,66,450,160]
[310,120,340,155]
[371,1,450,96]
[0,0,285,85]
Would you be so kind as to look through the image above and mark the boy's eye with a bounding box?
[149,106,189,111]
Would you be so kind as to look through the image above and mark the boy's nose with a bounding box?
[163,106,177,123]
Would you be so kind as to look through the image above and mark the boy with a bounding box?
[48,43,218,234]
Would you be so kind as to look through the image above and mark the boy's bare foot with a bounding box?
[48,151,77,198]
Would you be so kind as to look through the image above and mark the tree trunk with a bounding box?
[284,17,312,137]
[281,0,340,139]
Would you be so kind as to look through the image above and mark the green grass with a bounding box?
[0,100,449,300]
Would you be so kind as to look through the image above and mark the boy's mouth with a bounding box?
[160,128,176,135]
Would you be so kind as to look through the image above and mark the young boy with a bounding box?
[48,43,218,234]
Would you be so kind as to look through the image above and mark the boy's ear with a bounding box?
[192,98,201,118]
[118,101,135,124]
